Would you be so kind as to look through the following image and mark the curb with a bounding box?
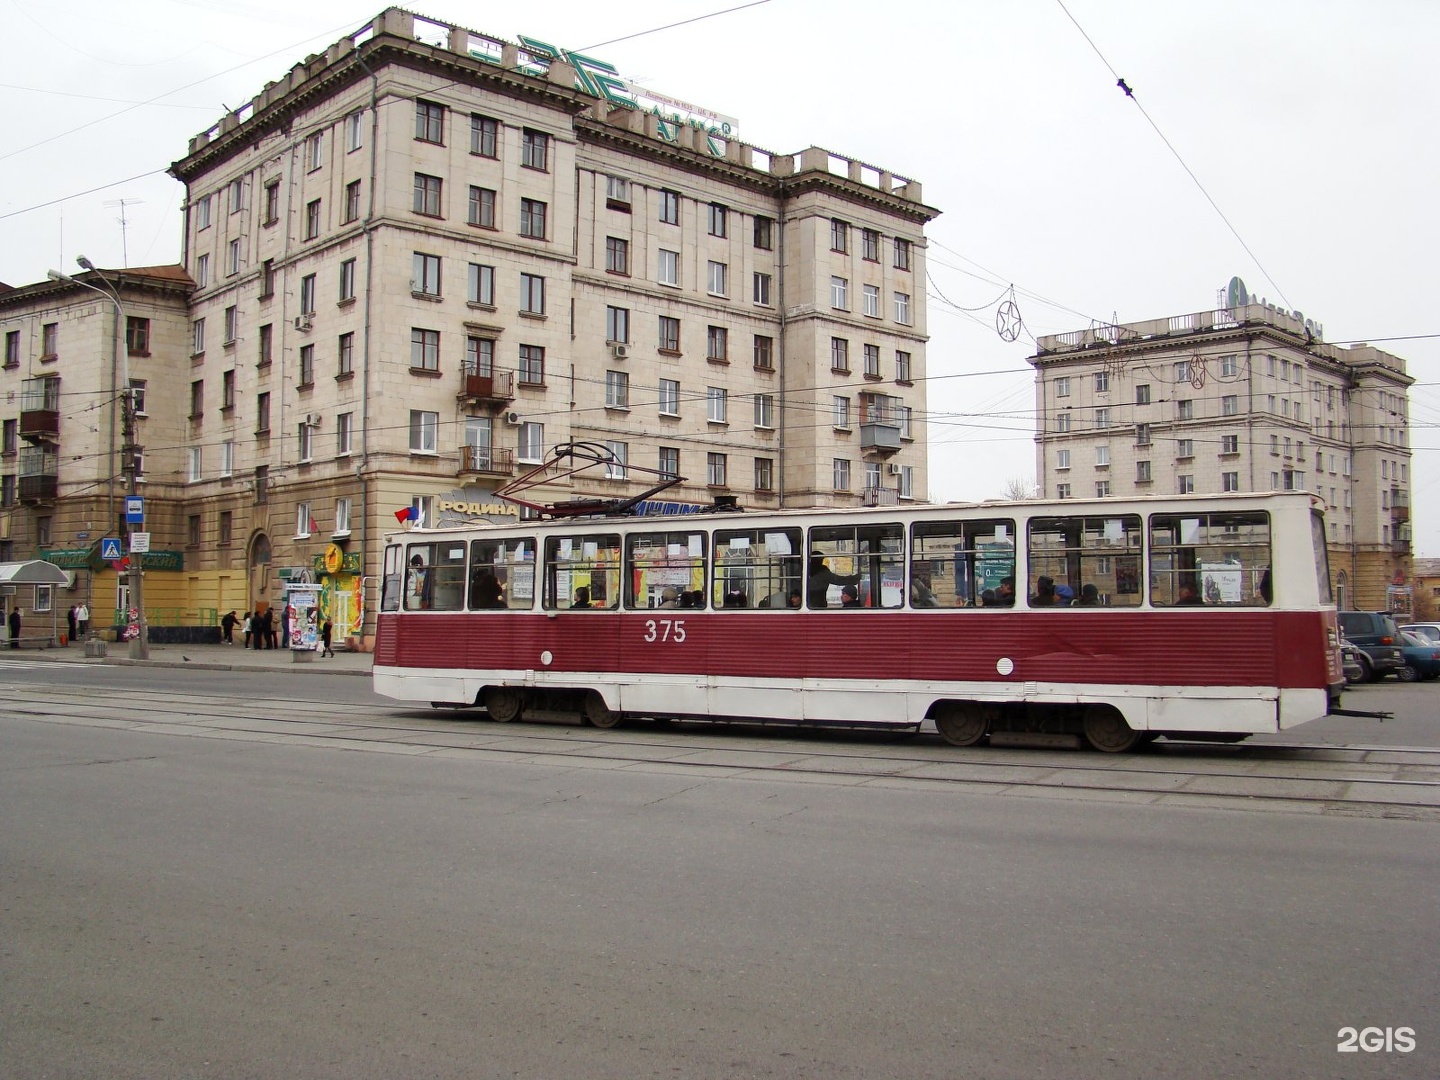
[100,657,373,677]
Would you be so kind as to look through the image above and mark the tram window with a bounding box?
[1149,511,1271,607]
[626,530,707,609]
[1027,515,1142,608]
[711,527,801,609]
[910,518,1016,608]
[543,533,622,610]
[381,545,404,612]
[808,523,904,609]
[469,537,535,610]
[404,543,434,610]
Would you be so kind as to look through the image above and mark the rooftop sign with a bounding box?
[1225,276,1323,341]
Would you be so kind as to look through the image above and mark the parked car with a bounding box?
[1337,611,1406,682]
[1396,631,1440,682]
[1399,623,1440,645]
[1341,640,1366,684]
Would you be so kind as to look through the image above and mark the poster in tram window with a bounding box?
[1200,561,1244,604]
[286,585,321,650]
[1115,555,1140,595]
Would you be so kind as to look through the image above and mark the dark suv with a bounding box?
[1337,611,1406,682]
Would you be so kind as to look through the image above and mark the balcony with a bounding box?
[859,422,902,453]
[459,444,515,477]
[18,446,58,503]
[19,376,61,442]
[861,486,899,506]
[458,367,515,406]
[1391,488,1410,522]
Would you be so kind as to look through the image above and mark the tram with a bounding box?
[374,490,1343,752]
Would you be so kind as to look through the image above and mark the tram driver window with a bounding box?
[404,544,433,610]
[381,544,403,611]
[544,533,621,610]
[469,538,535,610]
[1027,514,1143,608]
[626,530,707,609]
[808,523,904,609]
[711,527,802,609]
[1149,512,1271,607]
[910,518,1015,608]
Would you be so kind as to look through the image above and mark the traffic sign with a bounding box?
[129,532,151,554]
[125,496,145,524]
[100,537,123,560]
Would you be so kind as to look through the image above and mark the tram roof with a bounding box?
[385,490,1322,544]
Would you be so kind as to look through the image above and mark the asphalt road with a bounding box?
[2,667,1437,1079]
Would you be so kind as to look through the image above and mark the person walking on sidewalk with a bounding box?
[8,607,19,649]
[242,612,253,649]
[320,618,334,658]
[221,610,238,645]
[76,601,90,638]
[67,605,78,646]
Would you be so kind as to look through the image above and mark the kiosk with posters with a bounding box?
[285,583,321,661]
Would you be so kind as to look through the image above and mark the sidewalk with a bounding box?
[9,639,373,677]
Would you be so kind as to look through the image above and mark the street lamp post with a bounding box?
[46,259,149,660]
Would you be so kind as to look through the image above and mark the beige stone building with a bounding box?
[161,7,938,645]
[1029,299,1413,612]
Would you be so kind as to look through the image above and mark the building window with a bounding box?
[658,378,679,417]
[227,239,241,275]
[468,263,495,306]
[196,193,213,230]
[707,386,727,424]
[304,199,321,240]
[755,457,774,492]
[346,110,363,152]
[659,446,680,478]
[300,274,316,315]
[260,259,275,298]
[864,344,881,378]
[471,114,498,157]
[413,173,442,216]
[833,458,851,490]
[754,393,775,429]
[830,219,849,252]
[518,345,545,385]
[191,318,206,356]
[1095,446,1110,467]
[605,175,631,209]
[256,392,271,433]
[1222,394,1239,416]
[831,337,849,372]
[1136,460,1151,483]
[1096,480,1110,498]
[659,189,680,225]
[1095,408,1110,429]
[606,306,630,344]
[255,465,268,504]
[221,440,234,477]
[1135,422,1150,446]
[258,323,272,367]
[467,336,494,378]
[468,186,496,229]
[228,177,244,212]
[299,345,314,387]
[753,215,773,249]
[895,350,912,383]
[754,335,774,371]
[863,284,880,318]
[409,410,438,453]
[1095,371,1109,392]
[338,332,354,377]
[1056,482,1071,499]
[707,261,728,296]
[298,423,313,463]
[520,273,545,315]
[831,276,849,310]
[833,395,850,429]
[605,370,629,409]
[337,411,353,455]
[411,252,441,297]
[894,237,912,270]
[338,258,357,302]
[3,419,17,454]
[1136,383,1151,405]
[305,131,323,171]
[1178,474,1194,495]
[604,441,628,480]
[410,328,440,371]
[1055,413,1071,434]
[753,272,772,305]
[518,422,544,464]
[1177,399,1194,421]
[415,99,444,143]
[222,368,235,409]
[894,292,912,324]
[706,326,728,362]
[219,510,233,544]
[1,475,14,507]
[862,228,880,261]
[521,128,549,171]
[1223,471,1240,492]
[658,249,679,286]
[223,305,238,344]
[1056,377,1071,397]
[1056,449,1071,470]
[3,330,18,368]
[605,237,629,275]
[658,316,680,353]
[195,254,209,288]
[707,203,727,237]
[864,462,881,491]
[188,447,202,482]
[1221,354,1238,377]
[334,498,351,535]
[295,502,314,538]
[1177,438,1194,457]
[707,452,728,487]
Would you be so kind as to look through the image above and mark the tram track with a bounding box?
[5,686,1440,821]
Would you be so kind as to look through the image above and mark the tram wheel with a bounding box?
[1082,705,1140,753]
[483,687,524,723]
[934,702,989,747]
[582,691,622,730]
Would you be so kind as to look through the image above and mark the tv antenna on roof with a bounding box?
[104,198,143,267]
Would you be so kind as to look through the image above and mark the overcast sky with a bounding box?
[3,0,1435,552]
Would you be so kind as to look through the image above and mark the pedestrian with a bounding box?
[281,604,291,648]
[8,606,19,649]
[76,601,90,637]
[258,607,272,649]
[67,604,78,645]
[321,618,334,658]
[266,607,278,649]
[242,611,253,649]
[220,610,237,645]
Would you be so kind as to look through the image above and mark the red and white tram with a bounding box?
[374,491,1343,751]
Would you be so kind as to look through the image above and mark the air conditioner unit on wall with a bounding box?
[293,316,312,332]
[887,463,903,476]
[504,411,522,426]
[610,344,629,360]
[306,413,322,428]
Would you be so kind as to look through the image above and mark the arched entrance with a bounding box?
[248,532,272,611]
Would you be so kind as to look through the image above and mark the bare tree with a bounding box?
[1000,476,1038,501]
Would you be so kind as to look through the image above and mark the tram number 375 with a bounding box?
[643,619,687,644]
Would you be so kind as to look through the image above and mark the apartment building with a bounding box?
[164,7,937,644]
[1030,299,1413,612]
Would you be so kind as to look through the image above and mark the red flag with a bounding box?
[394,507,412,523]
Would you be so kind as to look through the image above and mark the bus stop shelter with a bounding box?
[0,560,71,646]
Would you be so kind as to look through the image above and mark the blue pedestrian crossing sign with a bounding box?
[100,537,123,560]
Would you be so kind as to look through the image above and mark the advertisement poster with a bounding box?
[285,584,320,651]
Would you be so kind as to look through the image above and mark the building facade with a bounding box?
[165,7,937,645]
[1030,300,1413,612]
